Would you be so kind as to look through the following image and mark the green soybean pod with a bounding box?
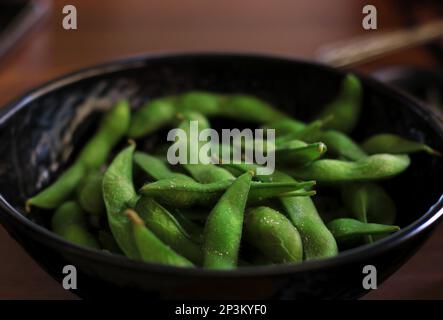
[289,154,410,183]
[263,118,306,137]
[183,164,235,184]
[134,151,191,181]
[175,110,211,131]
[203,171,253,269]
[174,111,232,184]
[26,163,85,211]
[274,116,333,144]
[219,95,287,123]
[139,176,315,208]
[103,144,140,259]
[318,74,362,134]
[26,101,130,211]
[244,206,303,264]
[77,171,105,217]
[169,111,211,164]
[125,209,194,267]
[361,133,441,156]
[327,218,399,243]
[172,210,205,244]
[308,130,367,161]
[341,182,396,226]
[175,91,222,116]
[275,141,327,168]
[226,163,338,260]
[77,100,131,169]
[51,201,100,249]
[128,97,177,138]
[135,197,202,265]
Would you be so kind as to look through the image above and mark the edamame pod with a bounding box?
[244,206,303,264]
[289,154,410,183]
[274,116,332,144]
[308,130,367,161]
[134,151,191,181]
[263,118,306,136]
[125,209,194,267]
[128,98,176,138]
[51,201,100,249]
[172,210,205,243]
[103,144,140,259]
[135,197,202,264]
[176,91,222,116]
[139,176,315,208]
[27,101,130,210]
[27,164,85,211]
[219,95,287,123]
[174,111,238,183]
[77,100,131,169]
[183,164,235,184]
[77,171,105,217]
[327,218,399,243]
[203,171,253,269]
[318,74,362,133]
[362,133,441,156]
[226,163,338,260]
[275,141,327,168]
[341,182,396,226]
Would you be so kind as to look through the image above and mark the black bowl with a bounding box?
[0,53,442,299]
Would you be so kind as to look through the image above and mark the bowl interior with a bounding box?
[0,54,443,250]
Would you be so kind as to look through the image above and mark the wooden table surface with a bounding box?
[0,0,442,299]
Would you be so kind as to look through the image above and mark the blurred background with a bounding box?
[1,0,443,299]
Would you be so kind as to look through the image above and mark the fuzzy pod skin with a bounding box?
[128,98,176,138]
[183,164,235,184]
[361,133,441,156]
[203,171,253,269]
[275,116,332,144]
[226,163,338,260]
[134,152,174,180]
[26,163,85,211]
[51,201,100,249]
[318,74,362,134]
[275,141,327,168]
[125,209,194,267]
[327,218,400,243]
[175,91,222,116]
[308,130,367,161]
[244,206,303,264]
[103,144,140,259]
[27,101,130,210]
[77,171,105,216]
[134,151,191,181]
[139,176,314,208]
[172,209,205,244]
[168,111,212,165]
[77,100,131,169]
[263,118,306,137]
[219,95,287,123]
[135,197,203,265]
[289,154,410,183]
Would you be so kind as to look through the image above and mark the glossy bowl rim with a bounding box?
[0,52,442,278]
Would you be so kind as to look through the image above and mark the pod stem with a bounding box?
[25,200,32,213]
[425,146,442,157]
[280,190,317,197]
[124,209,144,225]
